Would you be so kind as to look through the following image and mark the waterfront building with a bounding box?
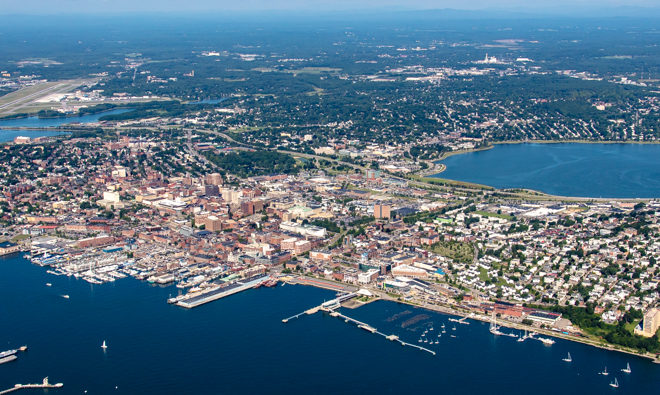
[635,308,660,337]
[13,136,31,144]
[75,235,115,248]
[358,269,380,284]
[526,311,562,326]
[0,241,20,256]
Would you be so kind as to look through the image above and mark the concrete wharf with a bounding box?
[0,378,63,394]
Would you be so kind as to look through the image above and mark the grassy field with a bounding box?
[475,210,514,221]
[624,320,640,334]
[0,82,59,106]
[418,176,494,190]
[287,67,341,75]
[305,87,326,96]
[479,267,489,282]
[228,126,267,133]
[252,67,341,76]
[427,240,475,264]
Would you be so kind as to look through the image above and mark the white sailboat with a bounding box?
[489,314,503,336]
[609,378,619,388]
[599,366,608,376]
[621,363,631,374]
[101,340,107,349]
[562,352,572,362]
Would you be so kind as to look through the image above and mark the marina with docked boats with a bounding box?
[22,243,653,364]
[28,241,279,308]
[2,252,658,394]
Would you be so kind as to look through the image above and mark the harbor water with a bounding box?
[435,143,660,198]
[0,109,130,142]
[1,254,658,394]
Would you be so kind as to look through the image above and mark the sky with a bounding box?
[2,0,659,14]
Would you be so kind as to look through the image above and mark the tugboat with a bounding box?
[264,278,279,287]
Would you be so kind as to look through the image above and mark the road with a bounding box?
[108,124,647,203]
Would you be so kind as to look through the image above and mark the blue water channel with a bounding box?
[435,143,660,198]
[0,109,130,142]
[1,254,658,394]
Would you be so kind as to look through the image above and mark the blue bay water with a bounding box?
[1,254,658,394]
[0,109,130,142]
[435,143,660,198]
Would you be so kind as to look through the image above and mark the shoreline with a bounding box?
[293,275,660,364]
[419,141,658,202]
[384,296,660,364]
[493,139,660,146]
[13,253,660,366]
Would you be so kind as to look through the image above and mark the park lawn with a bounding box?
[475,210,514,221]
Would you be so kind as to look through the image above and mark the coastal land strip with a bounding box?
[291,275,660,364]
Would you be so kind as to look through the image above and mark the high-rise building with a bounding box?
[205,173,223,186]
[374,204,391,219]
[205,185,220,197]
[635,308,660,337]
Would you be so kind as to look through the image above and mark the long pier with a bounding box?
[176,275,268,308]
[282,306,321,323]
[283,293,435,356]
[0,378,63,394]
[328,310,436,356]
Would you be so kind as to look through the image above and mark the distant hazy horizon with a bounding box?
[2,0,660,16]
